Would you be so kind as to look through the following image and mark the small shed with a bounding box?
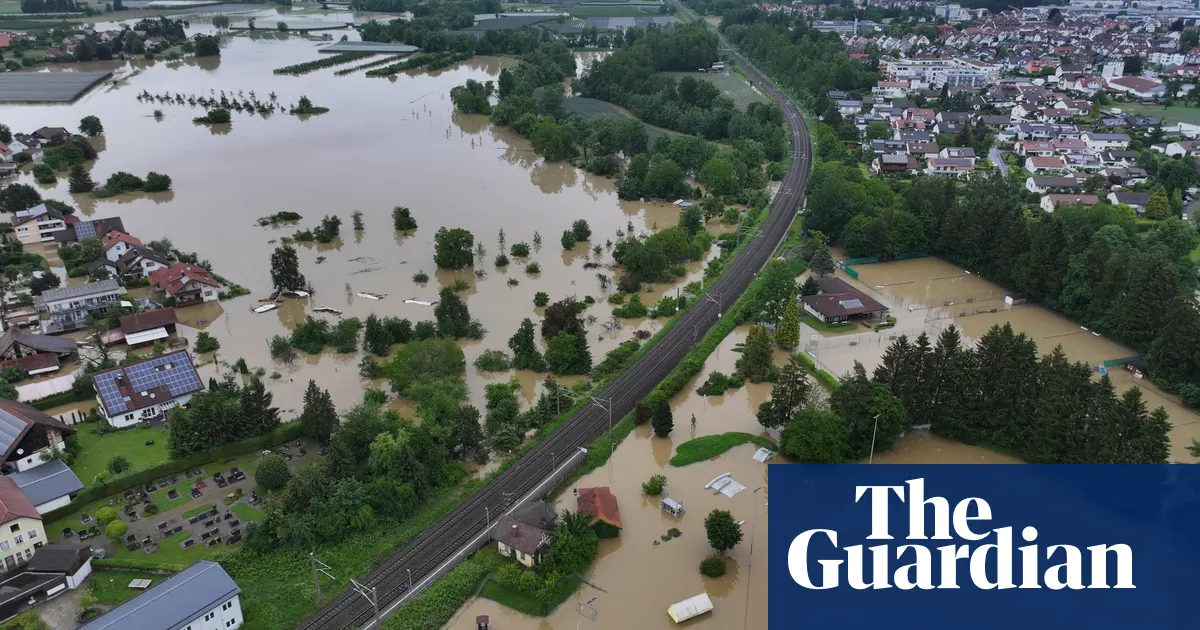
[667,592,713,623]
[661,497,684,517]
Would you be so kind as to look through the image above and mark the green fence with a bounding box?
[1102,355,1143,368]
[837,252,929,280]
[895,251,929,261]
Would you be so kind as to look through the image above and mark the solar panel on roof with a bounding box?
[94,352,202,416]
[75,221,97,239]
[0,409,26,453]
[839,299,864,309]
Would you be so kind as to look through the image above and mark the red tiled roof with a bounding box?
[2,352,60,374]
[0,477,41,524]
[119,308,178,334]
[101,230,142,252]
[577,486,622,530]
[149,263,219,296]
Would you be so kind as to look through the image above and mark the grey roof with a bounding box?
[0,328,77,357]
[25,543,90,573]
[0,71,112,104]
[10,460,83,507]
[0,409,24,457]
[318,41,418,54]
[78,561,241,630]
[35,279,123,304]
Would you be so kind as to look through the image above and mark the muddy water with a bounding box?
[0,37,728,416]
[797,257,1200,462]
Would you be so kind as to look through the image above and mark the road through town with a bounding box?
[298,45,813,630]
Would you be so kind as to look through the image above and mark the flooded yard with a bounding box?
[0,36,719,415]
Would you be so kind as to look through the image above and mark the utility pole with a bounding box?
[350,578,379,625]
[590,397,613,455]
[868,413,882,464]
[485,506,490,528]
[705,291,723,318]
[310,553,335,602]
[577,596,598,630]
[748,487,763,568]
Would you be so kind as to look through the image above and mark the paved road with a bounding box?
[298,44,813,630]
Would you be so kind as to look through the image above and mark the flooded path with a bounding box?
[0,37,722,415]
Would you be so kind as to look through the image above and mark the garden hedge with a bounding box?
[43,422,304,524]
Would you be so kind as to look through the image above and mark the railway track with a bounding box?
[298,48,812,630]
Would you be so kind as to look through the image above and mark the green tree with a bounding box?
[698,156,736,196]
[545,332,591,375]
[195,34,220,57]
[392,207,418,230]
[508,318,547,371]
[256,454,291,490]
[810,243,836,276]
[571,219,591,241]
[434,227,474,269]
[776,296,801,349]
[735,324,774,383]
[0,183,40,212]
[96,507,117,525]
[1147,297,1200,386]
[240,377,280,436]
[144,172,171,192]
[799,275,821,296]
[651,398,673,437]
[106,454,130,475]
[704,508,743,555]
[193,331,220,353]
[299,380,338,443]
[434,286,472,339]
[105,519,128,540]
[269,244,307,292]
[678,203,704,235]
[32,163,55,184]
[1145,186,1170,220]
[79,115,104,136]
[781,408,847,463]
[561,229,577,250]
[0,124,10,144]
[832,362,908,460]
[68,165,95,193]
[756,355,810,429]
[530,116,575,161]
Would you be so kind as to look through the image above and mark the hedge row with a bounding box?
[381,558,489,630]
[794,351,840,390]
[29,387,93,410]
[93,558,188,573]
[43,422,304,524]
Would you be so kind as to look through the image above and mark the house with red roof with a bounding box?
[149,263,220,306]
[577,487,622,538]
[0,476,46,571]
[101,230,143,262]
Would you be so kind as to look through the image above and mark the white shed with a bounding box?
[668,592,714,623]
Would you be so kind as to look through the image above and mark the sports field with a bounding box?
[1120,102,1200,126]
[658,70,768,109]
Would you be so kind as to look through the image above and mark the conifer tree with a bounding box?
[776,296,801,349]
[299,380,338,443]
[735,324,774,383]
[651,399,673,437]
[68,165,95,193]
[756,355,811,429]
[508,318,547,371]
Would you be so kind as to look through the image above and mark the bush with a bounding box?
[412,271,429,283]
[255,454,291,491]
[533,291,550,307]
[143,502,160,515]
[525,262,541,274]
[699,556,727,578]
[32,163,56,184]
[193,331,220,353]
[571,219,592,241]
[510,242,531,257]
[104,519,128,540]
[561,230,577,250]
[144,172,172,192]
[612,294,648,318]
[494,253,509,267]
[106,455,130,475]
[642,473,666,496]
[364,387,388,405]
[95,506,118,525]
[473,350,511,372]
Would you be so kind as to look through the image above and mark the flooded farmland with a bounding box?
[0,35,722,416]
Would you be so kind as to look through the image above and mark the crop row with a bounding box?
[273,52,374,76]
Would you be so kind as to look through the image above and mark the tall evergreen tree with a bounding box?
[735,324,774,383]
[776,296,801,349]
[299,380,338,443]
[1146,296,1200,386]
[756,355,811,429]
[364,314,390,356]
[508,318,547,371]
[434,286,472,339]
[240,377,279,437]
[651,399,673,437]
[809,243,835,276]
[831,363,907,460]
[972,324,1039,450]
[67,165,95,193]
[269,245,307,292]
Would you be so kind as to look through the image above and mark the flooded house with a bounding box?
[53,216,125,245]
[0,327,78,376]
[148,263,221,306]
[492,501,557,568]
[576,486,622,538]
[88,243,169,283]
[90,350,204,428]
[800,276,889,325]
[33,280,126,334]
[11,205,67,245]
[115,308,179,347]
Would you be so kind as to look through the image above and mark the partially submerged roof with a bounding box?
[0,399,74,461]
[77,560,241,630]
[0,476,40,524]
[0,327,78,357]
[577,486,622,529]
[119,308,178,335]
[10,459,83,507]
[91,350,203,417]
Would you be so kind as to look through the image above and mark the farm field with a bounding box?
[563,96,669,145]
[657,70,768,109]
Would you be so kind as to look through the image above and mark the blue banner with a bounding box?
[768,466,1200,629]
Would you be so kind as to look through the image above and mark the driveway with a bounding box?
[37,588,81,630]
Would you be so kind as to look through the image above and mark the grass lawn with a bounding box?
[182,503,215,519]
[151,474,204,512]
[232,502,263,522]
[657,71,768,109]
[473,548,580,616]
[72,425,169,484]
[800,314,860,334]
[669,431,776,466]
[1120,102,1200,126]
[88,571,162,605]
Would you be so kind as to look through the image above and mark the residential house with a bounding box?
[77,560,243,630]
[979,114,1012,128]
[1025,155,1069,172]
[1017,140,1055,156]
[54,217,125,245]
[0,328,77,376]
[800,277,889,325]
[88,244,169,282]
[117,308,179,347]
[0,399,75,476]
[30,128,69,144]
[492,501,557,568]
[836,99,864,115]
[101,231,142,263]
[1083,132,1131,151]
[8,135,38,156]
[873,80,909,99]
[33,280,126,334]
[1105,75,1166,99]
[12,205,67,245]
[148,263,221,306]
[871,153,921,175]
[926,157,975,177]
[577,486,622,538]
[1160,140,1200,157]
[91,351,204,428]
[1041,194,1100,212]
[907,141,940,159]
[0,477,45,572]
[1108,191,1151,213]
[9,461,84,515]
[1102,166,1148,186]
[1026,175,1085,194]
[0,143,10,162]
[870,139,907,154]
[939,147,976,160]
[22,543,93,590]
[896,130,933,143]
[1051,138,1088,154]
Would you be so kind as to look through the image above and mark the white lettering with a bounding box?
[1019,526,1040,588]
[936,544,970,588]
[894,545,934,589]
[906,478,952,540]
[856,484,905,540]
[1044,545,1084,590]
[788,529,841,589]
[968,526,1015,589]
[846,544,892,589]
[1087,544,1135,589]
[952,497,992,541]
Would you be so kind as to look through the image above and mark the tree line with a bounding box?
[167,377,281,458]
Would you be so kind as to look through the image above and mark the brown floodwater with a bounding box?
[796,257,1200,462]
[1,37,731,417]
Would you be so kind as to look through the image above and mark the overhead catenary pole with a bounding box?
[310,553,335,602]
[590,397,613,455]
[868,413,882,464]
